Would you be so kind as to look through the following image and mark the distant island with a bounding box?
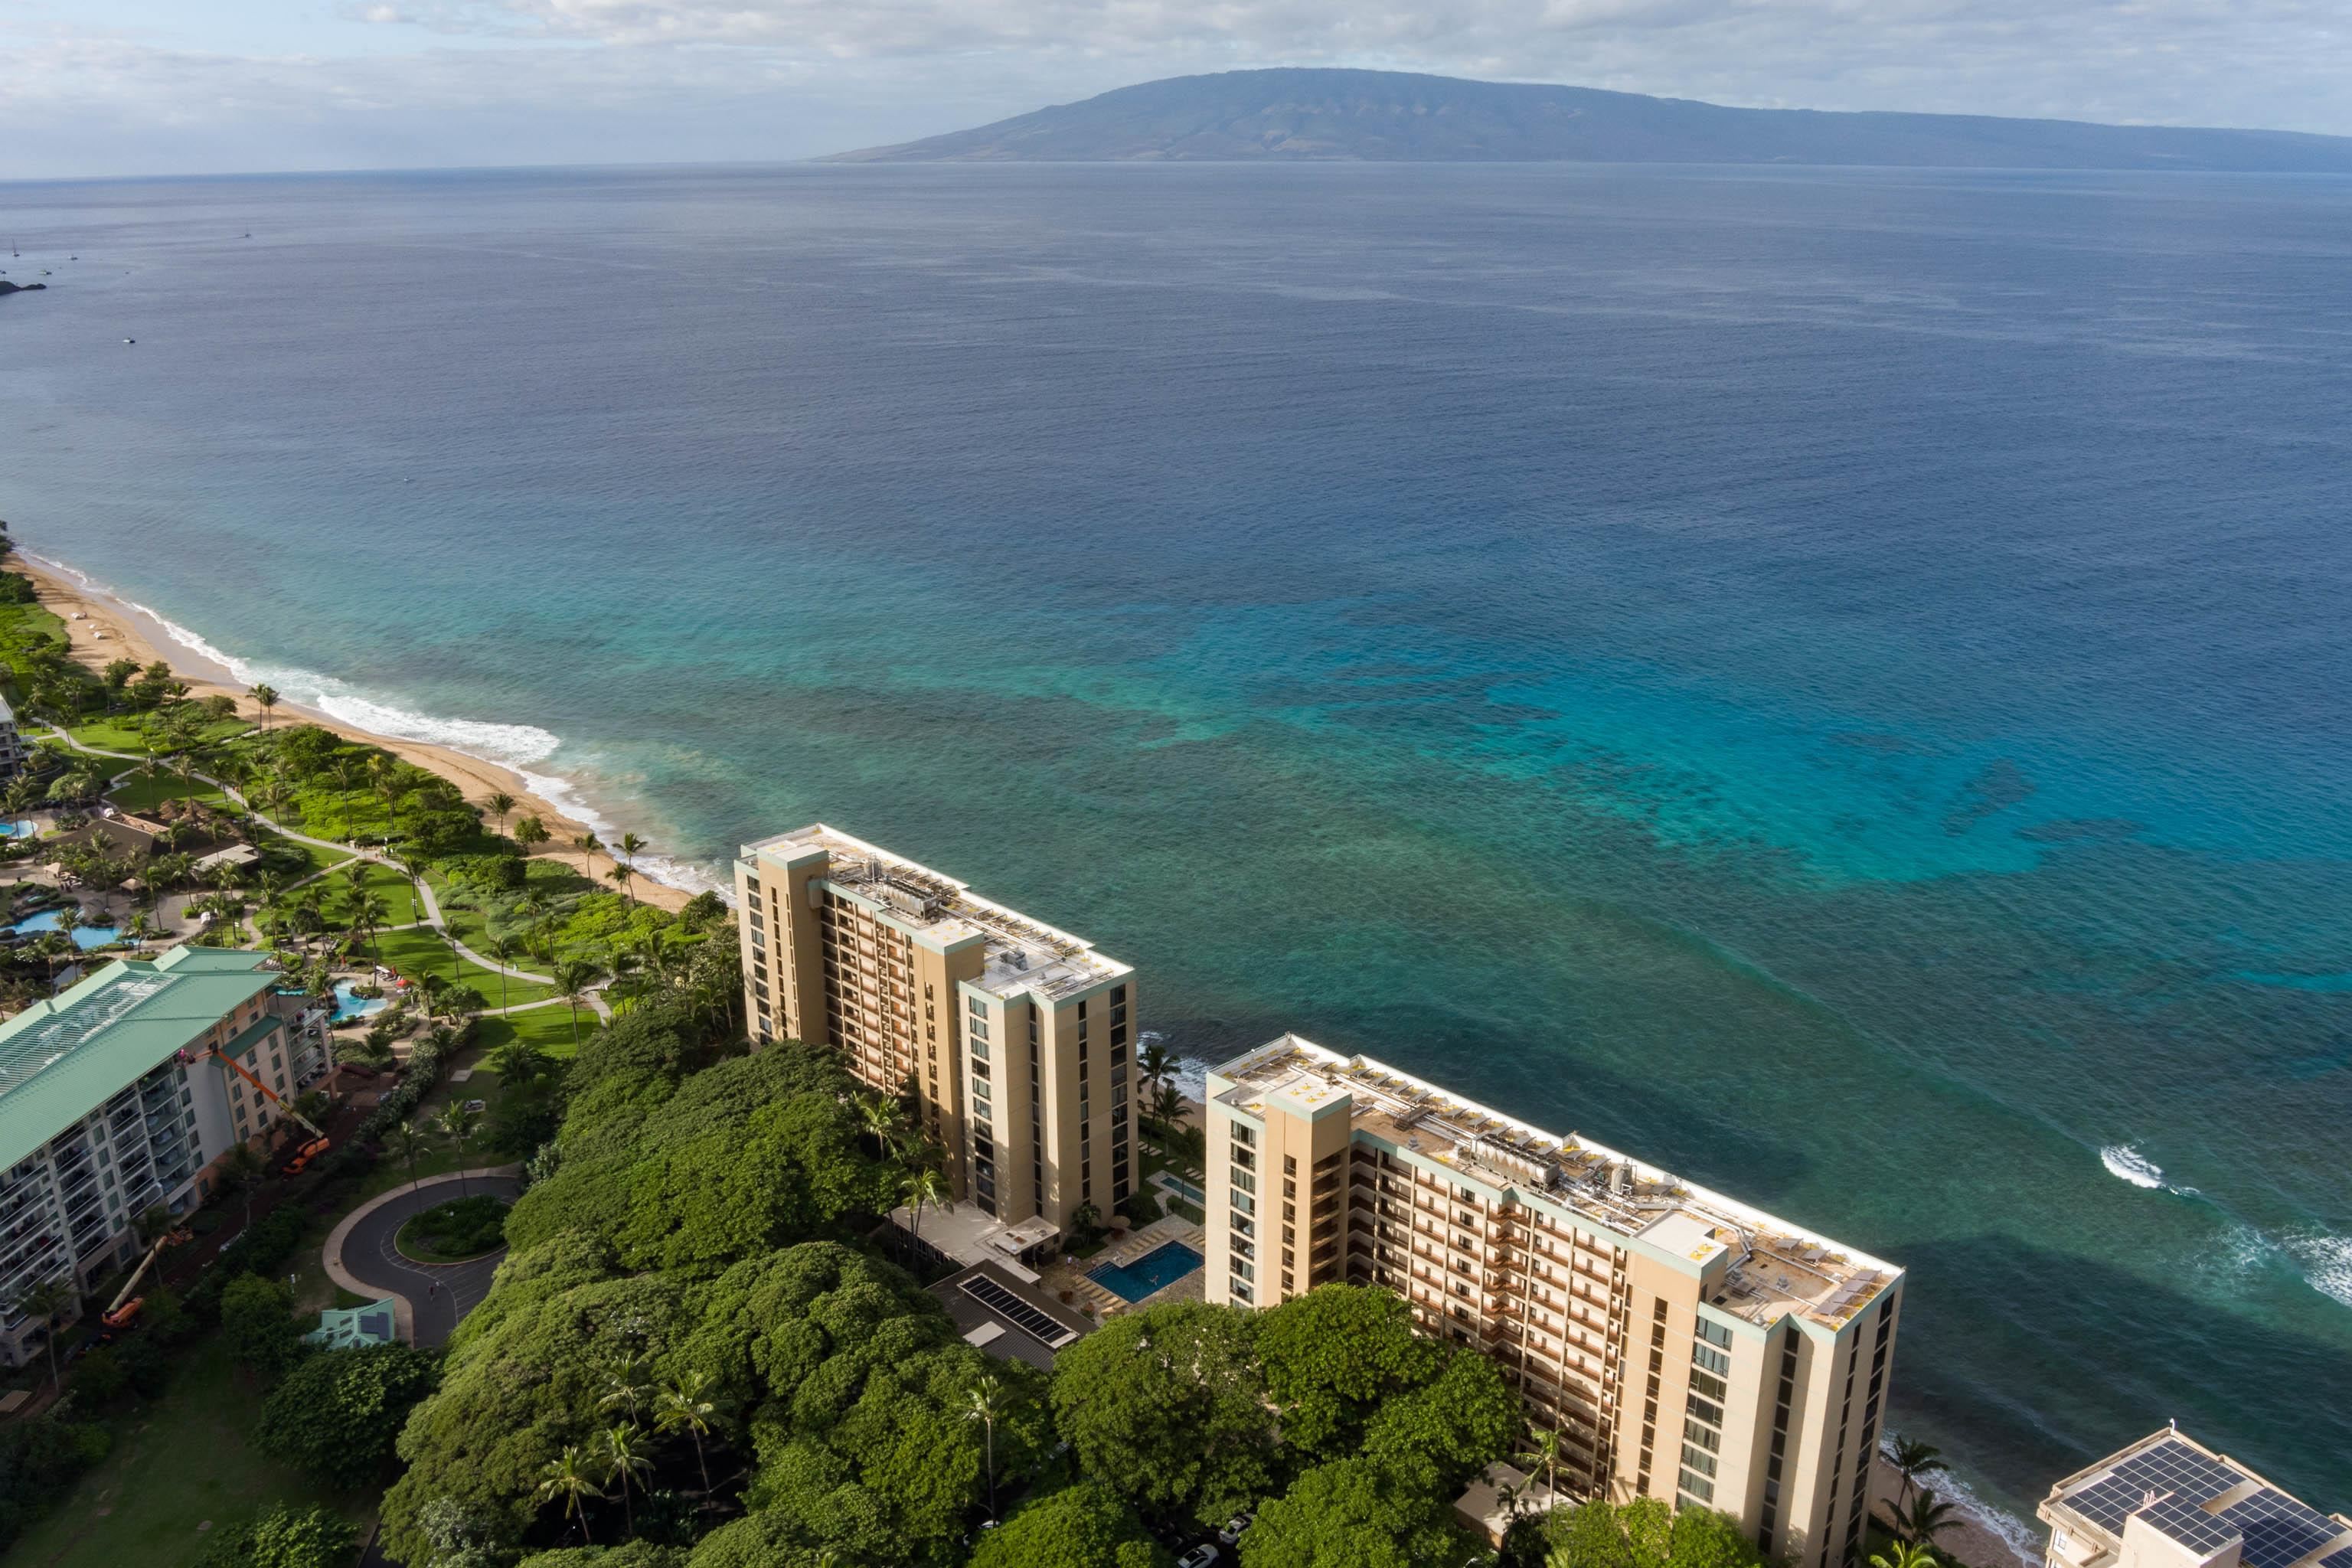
[0,281,46,297]
[828,67,2352,171]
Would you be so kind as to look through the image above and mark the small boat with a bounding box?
[122,338,136,345]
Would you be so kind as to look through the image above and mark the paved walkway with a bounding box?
[46,724,610,1017]
[321,1168,521,1347]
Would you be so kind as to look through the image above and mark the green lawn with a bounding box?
[371,924,555,1008]
[318,863,426,931]
[475,1001,593,1061]
[105,770,234,815]
[3,1340,367,1568]
[63,718,160,757]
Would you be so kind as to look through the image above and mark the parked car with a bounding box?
[1178,1547,1221,1568]
[1219,1512,1254,1547]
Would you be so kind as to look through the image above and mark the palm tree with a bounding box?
[352,890,389,965]
[656,1370,718,1496]
[222,1141,266,1227]
[250,683,279,732]
[537,1445,606,1545]
[485,934,519,1013]
[14,1276,78,1396]
[596,1423,652,1539]
[574,832,603,880]
[492,1034,547,1086]
[486,790,516,835]
[333,760,361,842]
[514,814,549,857]
[555,959,602,1052]
[900,1166,949,1265]
[606,862,635,906]
[964,1374,1005,1518]
[388,1119,430,1194]
[1890,1436,1947,1512]
[1901,1488,1961,1550]
[32,932,73,995]
[858,1093,907,1161]
[1517,1427,1566,1503]
[615,831,648,903]
[597,1353,653,1421]
[436,1102,482,1197]
[1870,1543,1942,1568]
[1138,1035,1175,1097]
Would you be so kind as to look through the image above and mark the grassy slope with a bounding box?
[2,1341,367,1568]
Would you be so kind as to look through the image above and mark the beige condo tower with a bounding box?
[1204,1035,1904,1566]
[734,825,1138,1232]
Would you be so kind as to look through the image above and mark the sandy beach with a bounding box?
[14,553,691,914]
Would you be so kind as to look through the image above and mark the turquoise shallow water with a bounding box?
[4,164,2351,1524]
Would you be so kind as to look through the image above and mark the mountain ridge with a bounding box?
[826,67,2352,171]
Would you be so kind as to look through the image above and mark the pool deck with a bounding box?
[1043,1215,1207,1319]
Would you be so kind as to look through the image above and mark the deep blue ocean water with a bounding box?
[4,163,2350,1526]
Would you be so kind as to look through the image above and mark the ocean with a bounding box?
[3,162,2350,1527]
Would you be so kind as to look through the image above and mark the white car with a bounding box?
[1178,1547,1221,1568]
[1219,1514,1253,1546]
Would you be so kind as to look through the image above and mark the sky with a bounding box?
[2,0,2350,178]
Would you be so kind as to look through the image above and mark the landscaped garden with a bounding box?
[394,1194,510,1263]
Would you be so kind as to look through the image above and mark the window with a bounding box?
[1231,1167,1256,1194]
[1681,1445,1718,1478]
[1694,1344,1731,1377]
[1231,1122,1255,1148]
[1696,1317,1733,1349]
[1687,1393,1723,1427]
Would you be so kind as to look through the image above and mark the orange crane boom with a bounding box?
[204,1044,332,1174]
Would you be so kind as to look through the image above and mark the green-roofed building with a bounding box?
[0,946,334,1368]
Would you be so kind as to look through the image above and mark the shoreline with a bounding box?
[12,550,699,915]
[15,557,2042,1566]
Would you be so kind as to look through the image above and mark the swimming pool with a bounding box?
[331,980,390,1023]
[0,821,34,839]
[12,910,124,949]
[1086,1241,1204,1303]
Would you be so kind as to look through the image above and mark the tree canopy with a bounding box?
[969,1482,1171,1568]
[259,1342,442,1488]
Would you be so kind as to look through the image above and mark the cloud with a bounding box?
[4,0,2351,176]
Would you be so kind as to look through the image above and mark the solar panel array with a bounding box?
[2314,1547,2352,1568]
[961,1275,1079,1349]
[2067,1475,2152,1534]
[2112,1439,2248,1504]
[2143,1494,2243,1557]
[2217,1491,2346,1568]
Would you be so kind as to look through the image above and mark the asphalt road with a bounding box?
[335,1174,521,1347]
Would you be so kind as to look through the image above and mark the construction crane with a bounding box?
[200,1044,332,1175]
[101,1223,191,1330]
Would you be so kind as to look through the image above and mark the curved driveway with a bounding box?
[331,1172,521,1346]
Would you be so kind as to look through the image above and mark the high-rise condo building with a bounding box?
[2040,1429,2352,1568]
[1203,1036,1904,1567]
[2,947,333,1367]
[733,826,1137,1233]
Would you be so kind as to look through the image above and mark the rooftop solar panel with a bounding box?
[961,1275,1079,1349]
[2219,1491,2341,1568]
[2066,1475,2148,1535]
[2315,1547,2352,1568]
[2141,1494,2241,1557]
[2113,1440,2248,1507]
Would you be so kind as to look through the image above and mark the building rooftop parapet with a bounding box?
[743,825,1132,1001]
[2040,1428,2352,1568]
[1210,1034,1900,1331]
[0,946,278,1175]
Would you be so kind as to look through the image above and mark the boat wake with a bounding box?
[2099,1143,2199,1197]
[26,550,726,897]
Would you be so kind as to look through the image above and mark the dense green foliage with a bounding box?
[221,1274,307,1383]
[259,1342,443,1488]
[1525,1497,1773,1568]
[403,1195,511,1260]
[0,1413,112,1553]
[196,1501,358,1568]
[503,1021,896,1272]
[969,1482,1171,1568]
